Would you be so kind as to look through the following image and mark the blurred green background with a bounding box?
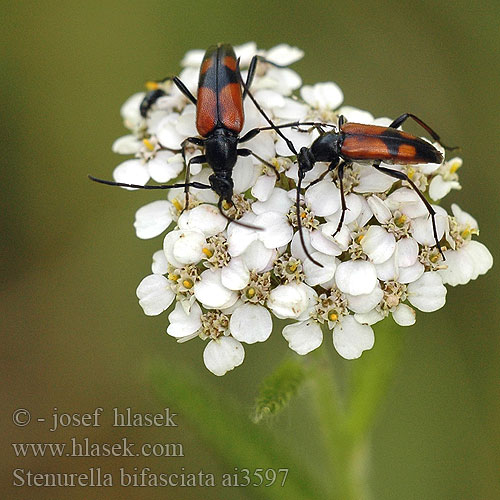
[2,1,499,498]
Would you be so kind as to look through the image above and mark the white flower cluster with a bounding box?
[109,42,493,376]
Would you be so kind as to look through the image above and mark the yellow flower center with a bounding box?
[202,247,213,258]
[172,198,183,212]
[145,81,159,91]
[449,160,461,174]
[395,214,407,227]
[142,138,155,151]
[328,311,338,322]
[168,273,179,282]
[183,279,193,289]
[246,287,256,299]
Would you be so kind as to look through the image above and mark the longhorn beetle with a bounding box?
[90,44,296,226]
[254,113,458,265]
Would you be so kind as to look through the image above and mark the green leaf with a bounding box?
[252,357,306,423]
[149,359,324,500]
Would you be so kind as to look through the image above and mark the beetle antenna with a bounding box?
[296,173,323,268]
[88,175,211,191]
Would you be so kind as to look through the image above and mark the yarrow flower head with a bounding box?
[107,42,493,375]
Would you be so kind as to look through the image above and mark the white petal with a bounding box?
[227,214,259,256]
[354,309,385,325]
[335,260,378,296]
[180,48,204,67]
[305,180,341,216]
[230,304,272,343]
[407,272,447,312]
[152,249,169,275]
[386,188,427,218]
[136,274,174,316]
[241,240,275,272]
[178,204,227,237]
[396,237,419,267]
[252,188,291,215]
[171,230,206,265]
[325,193,363,227]
[113,159,149,189]
[337,106,374,124]
[392,304,416,326]
[310,229,343,256]
[252,174,277,202]
[375,253,398,281]
[112,134,142,155]
[333,316,374,360]
[398,261,424,284]
[203,337,245,376]
[176,105,198,137]
[245,132,276,165]
[354,164,395,193]
[410,206,448,246]
[265,44,304,65]
[163,230,183,268]
[147,150,184,183]
[439,241,492,286]
[194,269,238,309]
[134,200,173,239]
[355,195,374,227]
[303,253,337,286]
[256,212,293,249]
[264,67,302,95]
[234,41,258,67]
[233,155,260,193]
[267,283,312,319]
[282,321,323,355]
[451,204,479,231]
[273,98,309,122]
[367,195,392,224]
[429,175,460,201]
[290,229,315,263]
[167,301,202,338]
[463,241,493,280]
[300,82,343,110]
[156,113,187,149]
[221,257,250,291]
[361,226,396,264]
[346,285,383,314]
[120,92,145,130]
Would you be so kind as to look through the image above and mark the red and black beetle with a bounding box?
[265,113,457,264]
[92,44,294,224]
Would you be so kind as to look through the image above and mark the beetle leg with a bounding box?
[237,148,280,179]
[306,156,340,187]
[389,113,458,151]
[296,171,323,268]
[331,161,348,238]
[180,151,206,212]
[243,55,290,100]
[372,163,445,259]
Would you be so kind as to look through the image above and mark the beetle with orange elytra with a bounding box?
[91,43,296,225]
[259,112,458,264]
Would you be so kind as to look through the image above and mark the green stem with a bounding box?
[309,320,403,499]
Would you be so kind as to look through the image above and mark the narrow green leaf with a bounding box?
[149,359,325,500]
[252,357,306,423]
